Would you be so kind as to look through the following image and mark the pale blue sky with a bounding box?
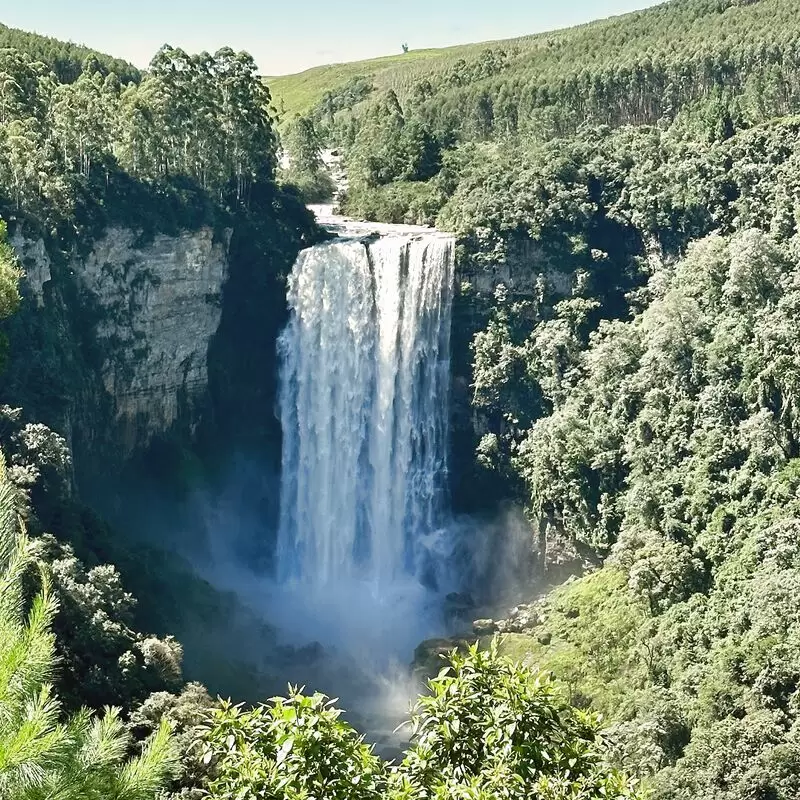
[2,1,662,76]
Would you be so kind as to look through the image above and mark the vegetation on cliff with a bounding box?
[0,40,281,242]
[0,447,178,799]
[11,1,800,798]
[477,225,800,799]
[0,28,319,524]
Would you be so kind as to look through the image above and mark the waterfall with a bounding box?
[276,232,455,590]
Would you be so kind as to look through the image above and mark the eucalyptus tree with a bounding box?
[213,46,277,201]
[117,45,276,202]
[48,62,119,177]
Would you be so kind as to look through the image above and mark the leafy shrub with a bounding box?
[199,690,386,800]
[396,640,641,799]
[198,641,640,800]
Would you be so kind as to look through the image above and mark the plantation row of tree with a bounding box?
[401,0,800,140]
[0,21,140,84]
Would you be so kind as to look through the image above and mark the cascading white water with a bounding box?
[276,232,455,590]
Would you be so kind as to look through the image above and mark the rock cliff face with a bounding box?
[449,228,643,515]
[456,238,573,297]
[10,226,229,461]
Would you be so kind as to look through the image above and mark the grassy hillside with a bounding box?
[265,0,749,119]
[266,40,512,117]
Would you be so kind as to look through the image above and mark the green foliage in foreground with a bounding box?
[201,691,386,800]
[199,641,641,800]
[0,452,177,799]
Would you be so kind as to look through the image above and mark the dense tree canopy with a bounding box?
[278,114,336,202]
[484,227,800,799]
[437,128,800,796]
[0,23,140,84]
[0,42,279,237]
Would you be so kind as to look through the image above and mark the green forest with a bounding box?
[5,0,800,796]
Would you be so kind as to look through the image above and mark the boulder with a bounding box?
[412,637,470,681]
[472,618,498,635]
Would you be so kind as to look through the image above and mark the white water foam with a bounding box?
[276,232,455,597]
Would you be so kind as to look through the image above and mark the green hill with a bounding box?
[265,0,763,120]
[0,21,140,83]
[266,39,516,117]
[274,0,800,227]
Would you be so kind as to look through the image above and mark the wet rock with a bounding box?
[537,631,552,645]
[414,638,456,661]
[472,618,498,635]
[446,591,474,606]
[412,637,470,681]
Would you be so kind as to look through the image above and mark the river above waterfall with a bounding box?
[308,203,449,237]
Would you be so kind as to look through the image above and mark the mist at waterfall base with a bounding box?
[197,230,534,738]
